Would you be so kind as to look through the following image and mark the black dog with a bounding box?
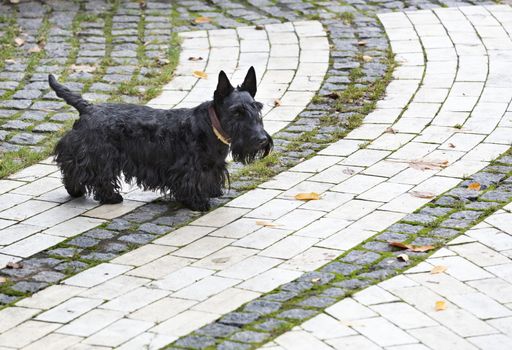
[48,67,273,211]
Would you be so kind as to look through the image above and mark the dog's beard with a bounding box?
[231,138,273,165]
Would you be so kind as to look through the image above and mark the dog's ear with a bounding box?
[214,70,234,101]
[240,66,257,98]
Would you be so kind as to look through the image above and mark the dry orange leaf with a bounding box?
[194,16,211,24]
[193,70,208,79]
[255,220,280,227]
[274,99,282,107]
[431,265,448,274]
[410,190,436,199]
[14,37,25,46]
[435,300,446,311]
[388,241,435,252]
[468,182,481,191]
[294,192,321,201]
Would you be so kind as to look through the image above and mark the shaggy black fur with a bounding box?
[48,67,273,211]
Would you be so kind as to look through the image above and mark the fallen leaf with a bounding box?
[294,192,321,201]
[410,190,436,199]
[14,37,25,46]
[9,0,20,3]
[343,168,355,175]
[255,25,264,30]
[0,276,6,284]
[28,45,42,53]
[212,257,230,264]
[274,99,282,107]
[188,56,203,61]
[435,300,446,311]
[468,182,481,191]
[256,220,281,227]
[5,59,16,64]
[70,64,96,73]
[324,92,339,99]
[138,0,147,9]
[388,159,449,171]
[448,143,456,148]
[157,57,170,65]
[193,70,208,79]
[397,253,409,262]
[388,241,435,252]
[431,265,447,274]
[385,127,397,134]
[357,40,367,46]
[311,278,321,283]
[194,16,211,24]
[362,55,373,62]
[6,261,23,269]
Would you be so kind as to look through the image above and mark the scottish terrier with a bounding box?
[48,67,273,211]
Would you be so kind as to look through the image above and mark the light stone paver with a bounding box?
[3,5,512,350]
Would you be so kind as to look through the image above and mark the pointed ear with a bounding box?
[240,66,257,97]
[214,71,234,101]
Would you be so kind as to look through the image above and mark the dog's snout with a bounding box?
[256,135,268,147]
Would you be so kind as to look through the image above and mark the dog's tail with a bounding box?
[48,74,91,114]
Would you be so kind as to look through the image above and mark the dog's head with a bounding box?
[213,66,273,164]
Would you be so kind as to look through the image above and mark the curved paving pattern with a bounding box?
[0,21,328,267]
[270,207,512,350]
[0,4,511,350]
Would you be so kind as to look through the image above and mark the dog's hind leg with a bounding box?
[92,179,123,204]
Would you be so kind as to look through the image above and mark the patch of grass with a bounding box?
[234,152,281,180]
[339,11,355,24]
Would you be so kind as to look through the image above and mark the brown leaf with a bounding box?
[256,220,281,227]
[468,182,481,191]
[294,192,321,201]
[28,45,42,53]
[324,92,339,99]
[402,159,449,171]
[362,55,373,62]
[274,99,282,107]
[70,64,96,73]
[448,143,456,148]
[397,253,409,262]
[14,37,25,46]
[357,40,367,46]
[193,70,208,79]
[188,56,203,61]
[385,127,397,134]
[255,25,264,30]
[194,16,211,24]
[6,261,23,269]
[410,190,436,199]
[388,241,435,252]
[138,0,147,9]
[431,265,447,274]
[435,300,446,311]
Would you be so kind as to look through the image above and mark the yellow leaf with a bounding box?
[294,192,321,201]
[435,300,446,311]
[468,182,481,191]
[255,220,280,227]
[397,253,409,262]
[410,190,435,199]
[194,16,211,24]
[14,37,25,46]
[9,0,20,4]
[193,70,208,79]
[431,265,447,274]
[0,276,6,284]
[274,99,282,107]
[362,55,373,62]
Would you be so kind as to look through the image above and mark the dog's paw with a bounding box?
[182,200,210,212]
[97,193,124,204]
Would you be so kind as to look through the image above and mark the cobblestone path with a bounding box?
[1,1,512,350]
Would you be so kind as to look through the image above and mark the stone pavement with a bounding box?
[1,0,512,350]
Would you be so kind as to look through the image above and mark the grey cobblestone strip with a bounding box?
[0,0,180,177]
[164,151,512,350]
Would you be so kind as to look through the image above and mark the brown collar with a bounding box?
[208,105,231,145]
